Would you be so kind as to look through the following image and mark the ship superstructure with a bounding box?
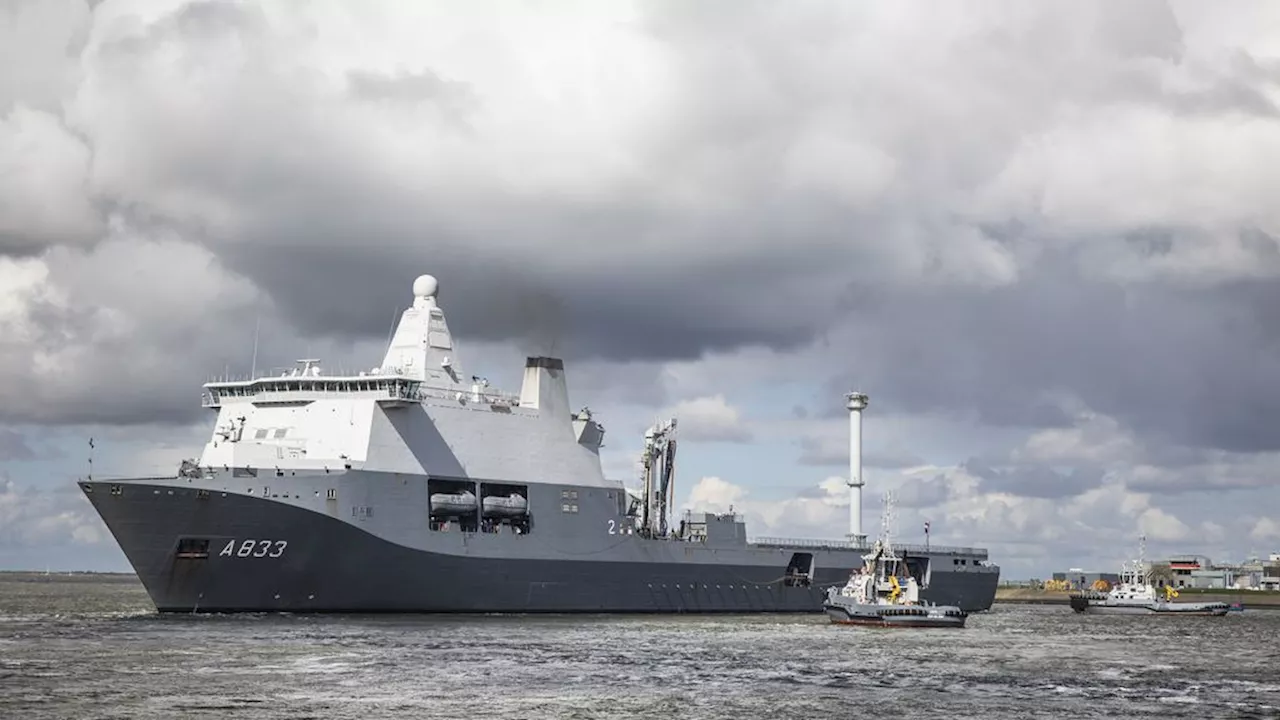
[80,274,1000,614]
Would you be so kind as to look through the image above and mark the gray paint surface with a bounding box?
[81,476,999,613]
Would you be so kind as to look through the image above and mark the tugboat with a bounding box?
[1068,535,1231,616]
[822,492,967,629]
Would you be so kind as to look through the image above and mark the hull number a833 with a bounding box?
[219,539,287,558]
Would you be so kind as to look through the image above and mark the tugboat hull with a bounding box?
[823,597,967,628]
[1069,594,1230,616]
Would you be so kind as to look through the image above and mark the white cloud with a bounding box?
[0,106,100,253]
[681,476,838,539]
[664,394,752,443]
[1012,411,1137,465]
[1250,518,1280,543]
[679,457,1231,579]
[0,232,270,424]
[3,0,1280,576]
[0,0,91,112]
[1137,506,1192,542]
[0,478,104,549]
[3,0,1280,436]
[683,476,746,512]
[0,256,53,340]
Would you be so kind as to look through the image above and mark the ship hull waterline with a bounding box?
[83,481,999,615]
[823,604,967,629]
[1070,604,1231,617]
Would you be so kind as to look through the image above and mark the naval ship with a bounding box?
[80,273,1000,614]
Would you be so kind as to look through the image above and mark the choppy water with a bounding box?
[1,574,1278,719]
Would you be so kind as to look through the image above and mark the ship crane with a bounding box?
[638,418,678,539]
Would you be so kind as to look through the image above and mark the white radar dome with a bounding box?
[413,274,439,299]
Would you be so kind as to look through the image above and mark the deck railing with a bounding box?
[750,536,986,557]
[202,382,522,409]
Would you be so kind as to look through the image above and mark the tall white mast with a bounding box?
[845,391,869,545]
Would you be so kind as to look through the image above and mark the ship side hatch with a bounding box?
[784,552,815,587]
[174,538,210,560]
[904,556,930,587]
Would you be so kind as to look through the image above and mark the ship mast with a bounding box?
[879,490,899,580]
[1138,533,1148,585]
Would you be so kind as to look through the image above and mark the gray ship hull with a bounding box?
[81,479,1000,614]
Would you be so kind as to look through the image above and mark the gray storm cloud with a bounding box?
[1,0,1279,472]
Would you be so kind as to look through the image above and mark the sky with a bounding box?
[3,0,1280,578]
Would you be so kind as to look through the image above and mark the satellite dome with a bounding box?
[413,274,439,299]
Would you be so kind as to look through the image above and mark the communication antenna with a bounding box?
[385,306,399,349]
[880,490,897,546]
[250,314,261,379]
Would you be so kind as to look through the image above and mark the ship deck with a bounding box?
[750,536,989,558]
